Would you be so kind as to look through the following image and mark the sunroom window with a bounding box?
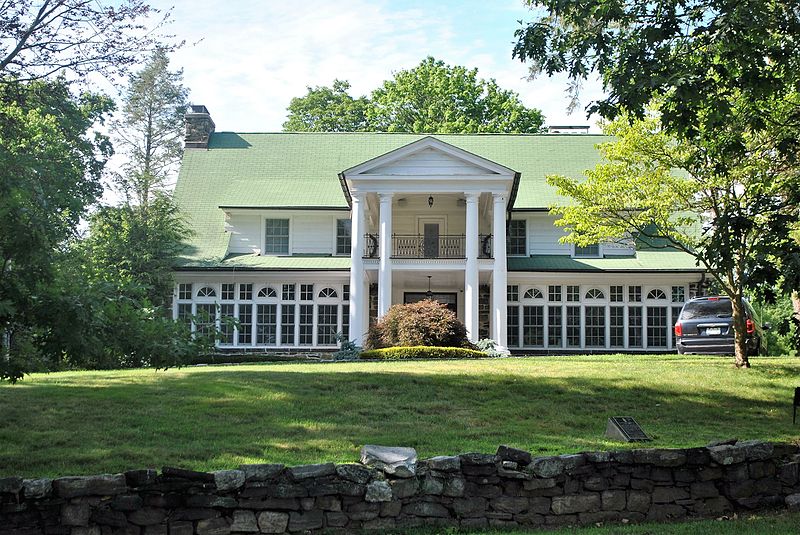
[574,243,600,257]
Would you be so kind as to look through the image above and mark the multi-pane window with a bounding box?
[507,306,520,347]
[342,304,350,341]
[238,304,252,345]
[317,305,338,345]
[628,306,643,347]
[507,285,519,302]
[523,288,543,300]
[177,303,192,325]
[221,283,235,301]
[566,285,580,302]
[610,307,625,348]
[648,288,667,300]
[281,305,295,345]
[610,286,624,302]
[257,287,277,298]
[282,283,296,301]
[574,243,600,257]
[299,305,314,345]
[219,304,234,344]
[197,286,216,298]
[647,306,668,347]
[178,283,193,300]
[671,286,685,303]
[548,285,562,302]
[522,306,544,347]
[256,304,277,345]
[507,220,527,255]
[264,219,290,254]
[566,306,581,347]
[585,288,604,300]
[548,306,563,347]
[629,286,642,303]
[343,285,350,301]
[585,306,605,347]
[336,219,352,255]
[300,284,314,301]
[196,304,216,337]
[319,287,338,298]
[239,283,253,301]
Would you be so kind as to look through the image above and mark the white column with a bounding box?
[492,193,509,352]
[378,193,393,318]
[349,192,367,344]
[464,192,480,341]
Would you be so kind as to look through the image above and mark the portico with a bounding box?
[341,137,517,350]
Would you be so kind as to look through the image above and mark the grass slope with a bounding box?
[1,355,799,478]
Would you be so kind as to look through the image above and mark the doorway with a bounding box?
[417,217,446,259]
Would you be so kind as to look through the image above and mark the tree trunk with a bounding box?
[731,297,750,368]
[792,291,800,355]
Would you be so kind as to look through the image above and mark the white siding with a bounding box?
[527,214,571,255]
[367,147,493,176]
[228,214,261,254]
[292,213,337,255]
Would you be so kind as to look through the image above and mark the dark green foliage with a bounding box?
[284,57,545,134]
[365,299,472,350]
[359,346,486,361]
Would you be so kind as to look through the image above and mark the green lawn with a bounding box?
[1,355,799,478]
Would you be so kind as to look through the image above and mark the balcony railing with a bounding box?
[363,234,493,259]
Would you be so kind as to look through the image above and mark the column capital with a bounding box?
[351,191,366,203]
[492,193,506,203]
[464,192,480,203]
[378,192,394,202]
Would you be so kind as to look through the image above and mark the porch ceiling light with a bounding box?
[428,195,434,208]
[426,275,433,299]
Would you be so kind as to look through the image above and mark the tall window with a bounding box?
[566,306,581,347]
[238,304,252,345]
[522,306,544,347]
[196,304,216,338]
[299,305,314,345]
[629,306,643,347]
[219,304,234,344]
[507,306,520,347]
[585,306,605,347]
[610,307,624,348]
[264,219,289,254]
[507,220,527,255]
[317,305,338,345]
[548,306,562,347]
[336,219,352,255]
[574,243,600,257]
[342,304,350,341]
[281,305,295,345]
[256,304,277,345]
[647,306,668,347]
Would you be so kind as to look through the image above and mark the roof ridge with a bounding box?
[214,131,609,137]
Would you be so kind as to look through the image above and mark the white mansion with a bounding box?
[173,106,704,353]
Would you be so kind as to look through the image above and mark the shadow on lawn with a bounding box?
[1,366,797,478]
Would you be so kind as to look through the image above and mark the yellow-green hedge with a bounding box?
[359,346,487,360]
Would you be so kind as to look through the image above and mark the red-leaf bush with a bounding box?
[365,299,472,349]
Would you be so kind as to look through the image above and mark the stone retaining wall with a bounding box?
[2,440,800,534]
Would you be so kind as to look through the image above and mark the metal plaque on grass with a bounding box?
[605,416,651,442]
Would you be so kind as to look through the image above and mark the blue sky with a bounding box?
[162,0,605,132]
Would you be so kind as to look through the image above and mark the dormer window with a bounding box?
[507,220,527,256]
[336,219,351,255]
[264,219,289,254]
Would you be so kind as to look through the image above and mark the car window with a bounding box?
[680,300,732,320]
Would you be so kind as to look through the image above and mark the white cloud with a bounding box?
[163,0,607,132]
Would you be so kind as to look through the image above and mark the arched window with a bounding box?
[585,288,605,299]
[197,286,216,298]
[318,287,338,298]
[647,288,667,300]
[257,287,278,298]
[523,288,543,299]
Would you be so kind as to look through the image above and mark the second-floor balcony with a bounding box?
[363,234,493,259]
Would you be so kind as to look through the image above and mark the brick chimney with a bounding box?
[185,105,215,148]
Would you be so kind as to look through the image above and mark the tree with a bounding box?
[512,0,800,152]
[283,79,370,132]
[547,110,800,367]
[111,48,189,206]
[0,1,177,83]
[283,57,546,133]
[0,78,113,381]
[84,194,190,309]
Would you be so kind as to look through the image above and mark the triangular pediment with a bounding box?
[342,136,516,178]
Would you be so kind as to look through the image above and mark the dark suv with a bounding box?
[674,296,767,356]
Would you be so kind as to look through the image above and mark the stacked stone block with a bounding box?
[1,439,799,534]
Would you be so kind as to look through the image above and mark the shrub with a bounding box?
[475,338,503,357]
[365,299,472,349]
[359,346,486,360]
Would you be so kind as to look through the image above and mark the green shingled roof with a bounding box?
[174,131,700,272]
[175,132,610,264]
[507,250,702,272]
